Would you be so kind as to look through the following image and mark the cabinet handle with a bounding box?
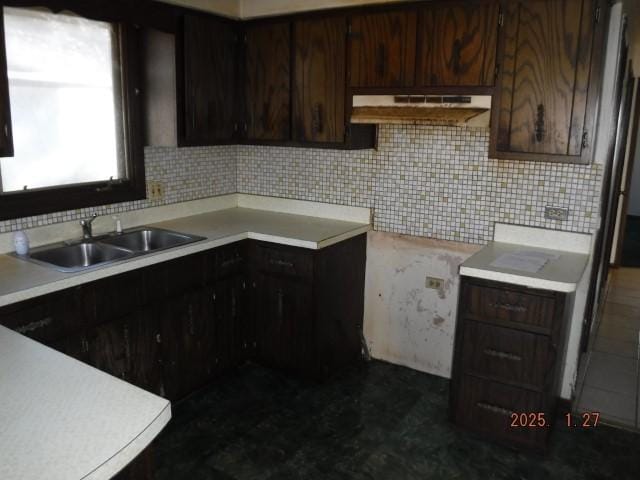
[312,104,324,135]
[483,348,522,362]
[156,334,162,344]
[490,302,526,313]
[451,38,462,75]
[376,44,386,77]
[534,104,545,142]
[277,290,284,319]
[269,258,294,269]
[3,123,8,138]
[15,317,53,335]
[476,402,512,417]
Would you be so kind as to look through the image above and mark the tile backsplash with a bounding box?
[0,125,603,245]
[238,125,603,244]
[0,146,237,234]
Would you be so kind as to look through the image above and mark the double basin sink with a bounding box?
[19,227,206,273]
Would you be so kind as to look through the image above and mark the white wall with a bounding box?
[158,0,239,17]
[364,232,480,379]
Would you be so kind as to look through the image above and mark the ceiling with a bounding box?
[158,0,405,18]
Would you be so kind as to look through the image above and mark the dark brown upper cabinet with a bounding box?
[416,1,500,88]
[0,10,13,157]
[293,16,346,144]
[349,10,417,88]
[244,21,291,142]
[490,0,606,163]
[178,14,238,146]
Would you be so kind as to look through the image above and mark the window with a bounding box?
[0,6,145,220]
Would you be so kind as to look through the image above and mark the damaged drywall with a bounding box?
[364,231,481,378]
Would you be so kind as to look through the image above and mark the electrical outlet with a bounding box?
[426,276,444,290]
[545,206,569,221]
[149,181,165,201]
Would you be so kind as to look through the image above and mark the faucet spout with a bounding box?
[80,213,98,239]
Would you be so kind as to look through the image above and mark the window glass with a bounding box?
[0,7,123,193]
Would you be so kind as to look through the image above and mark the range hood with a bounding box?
[351,95,491,127]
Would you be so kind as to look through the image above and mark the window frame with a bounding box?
[0,7,146,221]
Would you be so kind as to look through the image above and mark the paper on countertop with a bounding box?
[490,250,561,273]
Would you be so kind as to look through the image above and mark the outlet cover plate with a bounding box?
[545,207,569,221]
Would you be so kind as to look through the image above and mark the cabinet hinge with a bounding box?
[156,333,162,344]
[595,6,601,24]
[498,11,504,27]
[582,130,589,149]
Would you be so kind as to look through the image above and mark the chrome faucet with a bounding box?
[80,213,98,239]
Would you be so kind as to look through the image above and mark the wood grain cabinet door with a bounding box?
[244,22,291,141]
[349,10,417,88]
[180,14,238,146]
[490,0,606,163]
[293,16,346,144]
[416,1,499,87]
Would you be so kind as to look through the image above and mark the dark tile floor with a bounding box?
[155,361,640,480]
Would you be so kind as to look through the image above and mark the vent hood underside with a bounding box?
[351,95,492,127]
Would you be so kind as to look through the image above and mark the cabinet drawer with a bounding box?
[461,282,557,331]
[453,375,548,450]
[461,320,552,390]
[258,245,313,279]
[0,291,83,344]
[215,243,246,278]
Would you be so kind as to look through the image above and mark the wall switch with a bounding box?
[545,206,569,221]
[426,276,444,290]
[149,181,165,201]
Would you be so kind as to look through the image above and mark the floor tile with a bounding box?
[600,312,640,331]
[593,337,639,359]
[597,321,640,343]
[577,385,636,427]
[605,293,640,308]
[155,362,640,480]
[603,301,640,320]
[582,352,638,395]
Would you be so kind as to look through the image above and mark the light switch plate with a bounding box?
[545,207,569,221]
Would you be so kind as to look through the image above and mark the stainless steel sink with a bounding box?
[28,242,134,273]
[100,228,200,253]
[16,227,206,273]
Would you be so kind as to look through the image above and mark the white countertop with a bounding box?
[0,325,171,480]
[459,241,590,292]
[0,205,371,307]
[459,223,592,292]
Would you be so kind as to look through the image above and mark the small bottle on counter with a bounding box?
[13,231,30,256]
[113,216,123,234]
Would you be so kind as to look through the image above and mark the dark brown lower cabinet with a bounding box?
[450,277,570,452]
[0,234,368,478]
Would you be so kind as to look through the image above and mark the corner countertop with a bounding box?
[0,202,371,307]
[458,223,592,293]
[0,325,171,480]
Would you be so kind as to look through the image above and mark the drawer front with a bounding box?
[0,290,83,344]
[461,320,553,390]
[454,375,548,450]
[462,282,557,331]
[258,245,313,279]
[215,243,246,279]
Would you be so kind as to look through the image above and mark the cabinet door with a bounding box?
[0,10,13,157]
[416,1,499,87]
[490,0,604,163]
[126,308,164,396]
[256,272,313,373]
[293,16,346,143]
[244,22,291,141]
[349,10,417,88]
[160,291,214,400]
[180,14,238,145]
[86,317,129,381]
